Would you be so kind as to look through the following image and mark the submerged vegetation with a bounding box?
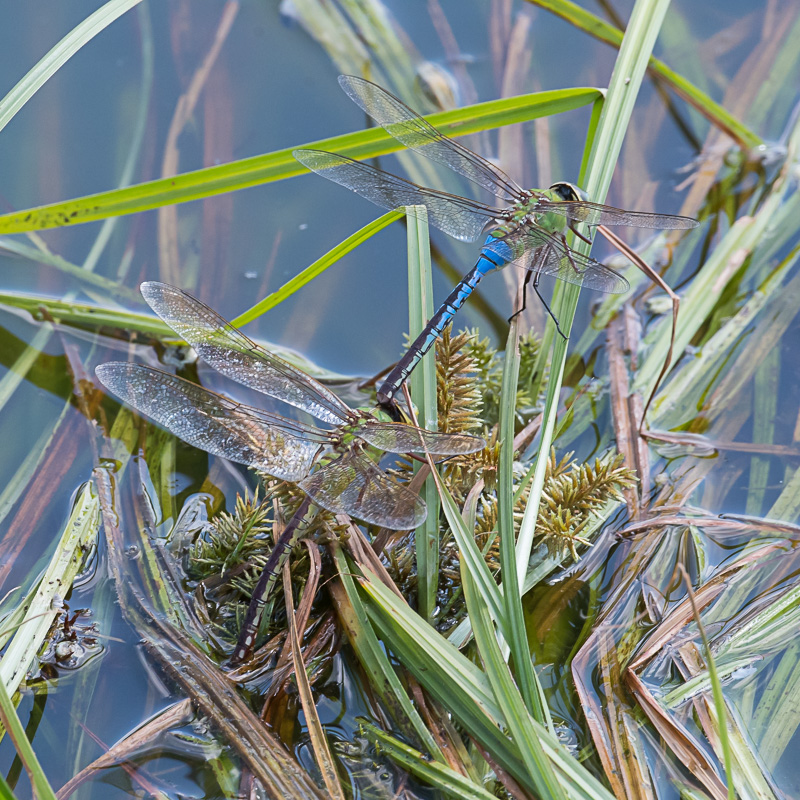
[0,0,797,799]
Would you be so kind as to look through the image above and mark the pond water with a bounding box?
[0,0,798,798]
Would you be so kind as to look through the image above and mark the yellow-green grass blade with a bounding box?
[0,770,16,800]
[497,318,549,726]
[0,291,350,382]
[0,482,100,695]
[329,544,446,760]
[405,206,440,620]
[464,568,566,800]
[0,676,57,800]
[232,210,403,325]
[0,237,141,302]
[433,474,505,630]
[360,722,498,800]
[638,202,798,424]
[0,88,600,235]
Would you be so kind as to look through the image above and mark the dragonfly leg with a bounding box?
[559,232,586,281]
[568,221,593,246]
[533,273,568,340]
[509,269,533,321]
[509,271,568,339]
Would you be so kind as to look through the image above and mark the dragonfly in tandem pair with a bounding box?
[294,76,700,408]
[95,282,484,664]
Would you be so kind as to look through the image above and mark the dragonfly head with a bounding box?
[549,181,588,202]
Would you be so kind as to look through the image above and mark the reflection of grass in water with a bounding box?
[4,0,800,796]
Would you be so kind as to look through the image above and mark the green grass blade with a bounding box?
[746,349,779,516]
[526,0,761,148]
[231,210,403,326]
[635,190,794,416]
[0,0,142,137]
[0,678,56,800]
[329,544,445,759]
[690,596,736,800]
[0,770,17,800]
[464,568,565,800]
[497,318,548,724]
[433,474,506,630]
[517,0,672,572]
[405,206,440,620]
[0,88,600,235]
[643,239,799,429]
[360,571,617,799]
[0,291,349,381]
[360,722,497,800]
[0,237,140,301]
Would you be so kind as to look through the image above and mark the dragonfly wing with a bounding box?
[297,449,426,529]
[539,200,699,229]
[339,75,524,205]
[357,421,485,456]
[485,227,630,294]
[95,363,321,481]
[140,282,348,426]
[294,150,495,242]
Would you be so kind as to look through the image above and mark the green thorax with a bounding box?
[492,181,586,237]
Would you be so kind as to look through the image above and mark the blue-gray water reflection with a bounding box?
[0,1,797,798]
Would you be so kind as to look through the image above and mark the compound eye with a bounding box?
[549,181,588,202]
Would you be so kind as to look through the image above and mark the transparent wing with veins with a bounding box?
[298,448,427,529]
[96,363,432,529]
[483,227,630,294]
[293,149,498,242]
[358,420,485,456]
[338,75,524,204]
[95,363,323,481]
[141,282,351,426]
[536,200,699,230]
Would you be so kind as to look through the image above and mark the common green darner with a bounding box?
[95,282,484,663]
[294,76,700,407]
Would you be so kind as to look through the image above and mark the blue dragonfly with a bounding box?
[294,76,700,407]
[95,282,484,663]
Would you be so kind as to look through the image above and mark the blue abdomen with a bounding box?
[478,233,514,276]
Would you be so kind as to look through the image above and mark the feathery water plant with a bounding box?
[463,327,544,428]
[381,313,634,629]
[535,450,635,558]
[435,325,484,435]
[188,484,334,648]
[473,449,635,562]
[188,489,275,600]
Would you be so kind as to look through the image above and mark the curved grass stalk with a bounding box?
[232,210,403,325]
[360,569,618,799]
[329,544,447,761]
[496,317,551,725]
[359,721,498,800]
[0,0,142,137]
[463,566,565,798]
[525,0,761,149]
[0,482,99,695]
[0,88,600,236]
